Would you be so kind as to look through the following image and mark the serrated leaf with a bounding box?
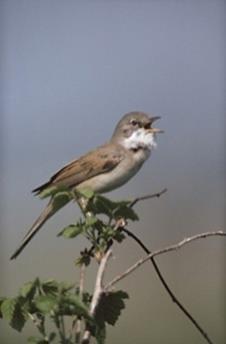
[35,295,58,314]
[86,195,114,217]
[59,295,90,319]
[58,224,83,238]
[11,305,27,332]
[95,291,129,326]
[41,280,59,296]
[58,281,75,293]
[1,298,17,322]
[75,254,91,267]
[19,278,39,298]
[114,205,139,221]
[1,298,27,332]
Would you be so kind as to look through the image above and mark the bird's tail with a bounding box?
[10,200,55,260]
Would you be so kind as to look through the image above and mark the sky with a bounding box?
[0,1,225,343]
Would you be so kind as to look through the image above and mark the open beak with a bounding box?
[147,116,164,134]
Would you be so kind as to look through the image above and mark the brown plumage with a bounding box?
[10,111,162,260]
[32,144,124,195]
[10,144,125,259]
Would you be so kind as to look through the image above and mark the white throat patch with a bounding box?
[123,128,157,151]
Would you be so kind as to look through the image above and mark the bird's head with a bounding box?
[111,111,164,151]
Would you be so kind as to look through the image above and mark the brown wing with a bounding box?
[33,143,124,194]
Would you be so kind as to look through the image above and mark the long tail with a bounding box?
[10,200,55,260]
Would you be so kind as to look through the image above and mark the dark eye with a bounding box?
[130,119,139,126]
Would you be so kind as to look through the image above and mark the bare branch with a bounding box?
[105,230,225,290]
[81,249,112,344]
[129,187,167,207]
[90,249,112,315]
[75,263,86,343]
[122,228,221,344]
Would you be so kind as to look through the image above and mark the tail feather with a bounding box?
[10,201,54,260]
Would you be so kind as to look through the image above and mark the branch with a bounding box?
[122,228,221,344]
[105,230,225,290]
[129,187,167,207]
[75,263,86,343]
[28,313,49,342]
[81,249,112,344]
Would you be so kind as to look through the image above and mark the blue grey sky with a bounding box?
[1,1,225,343]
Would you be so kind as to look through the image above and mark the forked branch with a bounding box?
[106,230,225,289]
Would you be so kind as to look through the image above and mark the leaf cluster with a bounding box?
[1,190,134,343]
[57,189,138,265]
[0,279,89,343]
[54,189,139,266]
[0,278,128,344]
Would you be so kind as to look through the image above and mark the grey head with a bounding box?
[111,111,163,143]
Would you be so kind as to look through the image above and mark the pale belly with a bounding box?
[76,149,150,194]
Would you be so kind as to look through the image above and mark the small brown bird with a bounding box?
[10,111,163,259]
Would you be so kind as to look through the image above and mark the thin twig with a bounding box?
[75,263,86,343]
[105,231,225,290]
[81,249,112,344]
[122,228,222,344]
[128,188,219,344]
[129,187,167,207]
[28,313,49,342]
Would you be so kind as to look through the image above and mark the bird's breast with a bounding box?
[76,149,150,194]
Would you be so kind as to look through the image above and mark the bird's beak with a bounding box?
[147,116,164,134]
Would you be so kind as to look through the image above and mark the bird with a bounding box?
[10,111,163,259]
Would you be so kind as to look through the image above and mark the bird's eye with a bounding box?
[130,119,139,126]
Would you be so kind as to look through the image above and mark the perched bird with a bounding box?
[10,111,163,259]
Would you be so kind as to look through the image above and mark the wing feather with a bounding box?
[33,144,124,195]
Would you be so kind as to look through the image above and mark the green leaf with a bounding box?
[38,185,71,199]
[38,186,58,199]
[1,298,17,322]
[77,188,94,199]
[58,224,83,238]
[85,215,98,227]
[58,295,90,319]
[87,194,139,221]
[58,281,75,293]
[1,298,27,332]
[95,291,129,326]
[113,231,126,243]
[75,254,91,267]
[34,295,58,314]
[86,195,114,217]
[52,191,72,211]
[19,278,39,298]
[113,203,139,221]
[41,280,59,296]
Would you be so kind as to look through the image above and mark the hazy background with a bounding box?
[0,1,225,343]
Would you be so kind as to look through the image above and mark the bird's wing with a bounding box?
[33,143,125,195]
